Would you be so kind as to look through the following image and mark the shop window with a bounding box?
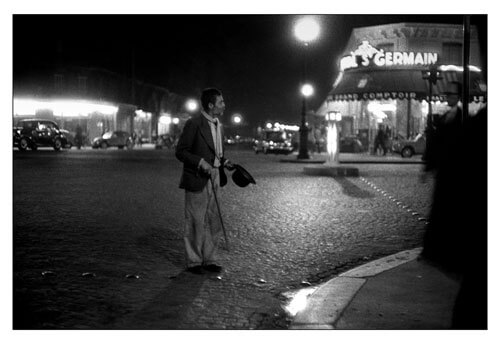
[442,42,462,65]
[376,43,394,52]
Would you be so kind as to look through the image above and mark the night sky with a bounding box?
[13,14,486,128]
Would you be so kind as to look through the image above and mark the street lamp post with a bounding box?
[303,107,359,177]
[231,113,243,142]
[294,17,320,160]
[325,111,342,164]
[421,65,442,162]
[299,84,313,158]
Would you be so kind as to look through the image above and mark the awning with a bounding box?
[329,68,487,102]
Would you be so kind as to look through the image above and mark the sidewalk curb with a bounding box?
[280,153,424,165]
[290,247,423,329]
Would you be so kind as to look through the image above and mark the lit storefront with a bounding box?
[13,98,120,143]
[13,66,190,145]
[315,23,487,151]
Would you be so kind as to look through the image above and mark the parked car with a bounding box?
[13,119,68,151]
[60,129,75,148]
[392,133,426,158]
[92,131,134,149]
[253,130,295,155]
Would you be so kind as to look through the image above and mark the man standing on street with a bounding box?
[175,88,233,275]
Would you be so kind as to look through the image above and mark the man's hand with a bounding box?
[225,160,235,171]
[199,159,213,175]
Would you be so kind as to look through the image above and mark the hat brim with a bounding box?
[233,164,256,185]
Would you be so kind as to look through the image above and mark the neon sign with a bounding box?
[340,41,438,71]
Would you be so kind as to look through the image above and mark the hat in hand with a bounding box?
[231,164,256,187]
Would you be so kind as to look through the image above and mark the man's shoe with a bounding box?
[186,266,205,275]
[203,264,223,273]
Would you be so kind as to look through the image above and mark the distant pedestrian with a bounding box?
[175,88,234,275]
[132,131,138,146]
[75,124,83,149]
[313,127,322,153]
[373,125,387,155]
[137,131,142,147]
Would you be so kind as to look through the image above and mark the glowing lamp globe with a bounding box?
[294,17,320,43]
[186,99,198,112]
[233,115,242,124]
[301,84,314,97]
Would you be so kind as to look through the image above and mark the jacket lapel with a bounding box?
[199,116,216,154]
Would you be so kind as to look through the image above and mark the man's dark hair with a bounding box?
[201,88,222,112]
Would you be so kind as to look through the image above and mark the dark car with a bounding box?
[13,119,68,151]
[60,129,75,148]
[92,131,134,149]
[392,133,426,158]
[253,130,295,155]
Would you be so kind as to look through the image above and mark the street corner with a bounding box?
[290,276,366,329]
[289,248,423,329]
[339,247,422,278]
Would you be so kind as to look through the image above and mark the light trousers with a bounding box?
[183,168,222,267]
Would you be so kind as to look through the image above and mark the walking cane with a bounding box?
[210,174,230,251]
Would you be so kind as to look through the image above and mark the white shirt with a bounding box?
[201,111,223,167]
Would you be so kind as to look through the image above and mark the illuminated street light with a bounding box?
[159,115,172,125]
[172,117,180,125]
[186,99,198,112]
[232,113,242,124]
[422,65,443,161]
[301,84,314,97]
[294,17,320,44]
[294,16,321,160]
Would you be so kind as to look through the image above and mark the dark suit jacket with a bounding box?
[175,113,226,192]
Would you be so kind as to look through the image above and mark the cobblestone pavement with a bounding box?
[13,148,434,329]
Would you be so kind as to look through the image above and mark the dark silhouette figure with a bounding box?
[374,125,387,155]
[451,105,487,329]
[75,124,83,149]
[421,82,486,329]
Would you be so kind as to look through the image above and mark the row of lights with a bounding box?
[13,98,118,117]
[185,98,244,125]
[159,115,180,125]
[265,122,300,131]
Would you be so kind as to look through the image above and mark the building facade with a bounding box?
[315,22,487,151]
[13,66,193,144]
